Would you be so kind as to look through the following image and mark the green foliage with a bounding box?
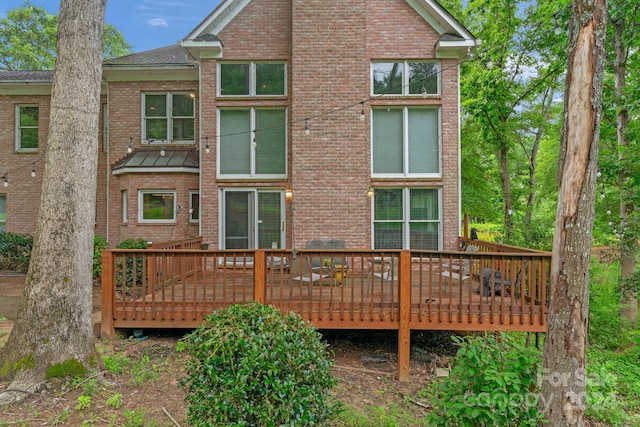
[101,353,130,374]
[115,238,147,291]
[180,301,340,426]
[426,333,544,427]
[115,238,148,250]
[45,358,87,380]
[0,0,131,71]
[106,393,123,409]
[0,232,33,272]
[93,235,109,281]
[75,395,91,411]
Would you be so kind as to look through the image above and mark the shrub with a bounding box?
[180,301,340,426]
[426,333,544,427]
[93,235,109,281]
[0,232,33,273]
[115,238,147,291]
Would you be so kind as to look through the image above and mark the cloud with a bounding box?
[147,18,169,27]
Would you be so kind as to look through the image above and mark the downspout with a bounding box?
[105,80,110,243]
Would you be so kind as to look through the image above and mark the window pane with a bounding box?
[145,94,166,117]
[190,193,200,221]
[19,106,38,126]
[0,195,6,232]
[172,94,194,116]
[256,63,285,95]
[373,109,403,174]
[258,192,281,249]
[145,118,167,140]
[373,62,402,95]
[220,110,251,174]
[408,62,439,95]
[142,193,174,220]
[374,189,402,221]
[255,109,286,174]
[410,222,439,250]
[220,63,250,95]
[408,109,439,173]
[374,223,403,249]
[19,128,38,149]
[410,189,438,220]
[173,118,194,141]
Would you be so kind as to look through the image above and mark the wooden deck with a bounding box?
[101,241,550,381]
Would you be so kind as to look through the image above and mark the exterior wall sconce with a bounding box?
[285,188,293,202]
[367,187,374,198]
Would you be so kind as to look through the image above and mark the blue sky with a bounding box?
[2,0,223,53]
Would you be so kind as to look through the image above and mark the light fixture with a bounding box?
[304,120,310,136]
[127,137,133,153]
[421,85,428,99]
[367,187,374,198]
[205,136,210,154]
[607,208,611,215]
[160,146,165,157]
[3,178,7,188]
[359,102,365,121]
[31,168,36,178]
[285,187,293,202]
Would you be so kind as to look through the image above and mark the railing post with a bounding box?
[398,250,412,382]
[100,249,115,340]
[254,250,266,304]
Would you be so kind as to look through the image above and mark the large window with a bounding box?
[218,108,287,178]
[372,61,440,96]
[372,107,440,177]
[0,194,6,232]
[138,190,176,223]
[15,105,38,151]
[219,62,286,96]
[373,188,440,250]
[143,93,195,143]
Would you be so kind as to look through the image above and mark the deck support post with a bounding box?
[100,249,115,340]
[254,250,266,304]
[397,250,412,382]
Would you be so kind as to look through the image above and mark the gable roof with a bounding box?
[182,0,479,58]
[103,45,195,68]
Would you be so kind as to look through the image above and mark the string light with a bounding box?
[127,137,133,153]
[304,120,310,136]
[31,168,36,178]
[359,102,365,121]
[3,177,7,188]
[204,136,210,154]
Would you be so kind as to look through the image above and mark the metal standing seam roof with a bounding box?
[111,147,199,174]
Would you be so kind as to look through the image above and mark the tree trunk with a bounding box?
[498,141,514,241]
[0,0,105,404]
[540,0,607,426]
[611,14,638,325]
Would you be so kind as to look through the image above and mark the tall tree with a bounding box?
[0,0,129,70]
[609,0,639,325]
[0,0,105,403]
[540,0,607,426]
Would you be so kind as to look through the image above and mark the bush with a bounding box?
[179,301,340,426]
[425,333,544,427]
[93,236,109,281]
[0,232,33,273]
[115,238,147,290]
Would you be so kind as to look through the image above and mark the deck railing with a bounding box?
[101,244,550,381]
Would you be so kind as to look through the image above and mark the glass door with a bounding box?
[222,189,284,249]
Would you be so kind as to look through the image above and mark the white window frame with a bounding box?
[0,194,6,232]
[138,190,177,223]
[371,187,442,250]
[217,107,288,179]
[217,61,287,97]
[141,92,195,144]
[371,106,442,178]
[122,190,128,223]
[371,60,441,96]
[189,191,200,223]
[15,105,39,152]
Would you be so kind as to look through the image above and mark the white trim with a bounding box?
[405,0,476,40]
[141,92,196,144]
[112,167,199,176]
[217,61,287,97]
[122,190,128,223]
[138,190,177,223]
[184,0,251,41]
[371,60,441,97]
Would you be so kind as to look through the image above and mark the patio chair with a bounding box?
[291,255,331,285]
[291,240,349,287]
[481,261,528,301]
[440,244,478,291]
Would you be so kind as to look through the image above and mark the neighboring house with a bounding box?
[0,0,478,251]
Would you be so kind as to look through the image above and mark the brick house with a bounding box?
[0,0,478,251]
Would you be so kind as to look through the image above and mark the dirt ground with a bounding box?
[0,274,457,426]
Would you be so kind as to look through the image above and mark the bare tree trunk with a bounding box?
[611,14,638,325]
[0,0,105,404]
[540,0,607,426]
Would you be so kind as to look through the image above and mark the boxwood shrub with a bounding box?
[179,301,340,426]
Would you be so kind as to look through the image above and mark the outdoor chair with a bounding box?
[440,244,478,291]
